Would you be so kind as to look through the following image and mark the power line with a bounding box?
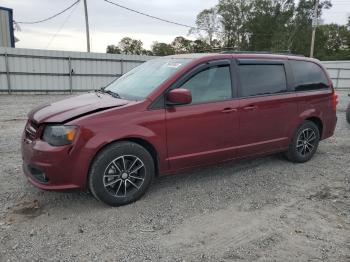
[16,0,81,24]
[103,0,197,30]
[45,0,80,49]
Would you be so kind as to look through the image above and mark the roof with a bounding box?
[166,52,318,63]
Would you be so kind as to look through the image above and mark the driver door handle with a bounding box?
[243,105,257,111]
[221,107,238,113]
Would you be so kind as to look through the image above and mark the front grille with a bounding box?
[25,120,39,141]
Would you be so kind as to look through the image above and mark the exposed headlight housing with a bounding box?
[42,125,78,146]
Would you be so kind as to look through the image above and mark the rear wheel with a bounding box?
[285,121,320,163]
[89,141,155,206]
[346,102,350,124]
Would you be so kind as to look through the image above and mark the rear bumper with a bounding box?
[321,114,337,140]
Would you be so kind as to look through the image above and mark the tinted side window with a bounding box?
[290,60,329,91]
[181,65,232,104]
[238,64,287,97]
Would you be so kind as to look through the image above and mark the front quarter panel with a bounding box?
[68,103,167,187]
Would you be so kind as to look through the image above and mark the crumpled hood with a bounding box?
[28,92,130,123]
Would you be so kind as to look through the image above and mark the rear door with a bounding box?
[236,59,298,157]
[165,60,240,170]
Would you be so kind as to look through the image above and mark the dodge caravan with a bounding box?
[22,53,338,206]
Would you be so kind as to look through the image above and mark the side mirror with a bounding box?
[166,88,192,105]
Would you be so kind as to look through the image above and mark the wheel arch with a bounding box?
[124,137,159,176]
[305,116,323,138]
[87,137,160,184]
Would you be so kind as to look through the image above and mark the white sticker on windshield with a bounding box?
[165,62,182,68]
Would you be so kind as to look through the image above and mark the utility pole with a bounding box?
[310,0,319,58]
[83,0,91,52]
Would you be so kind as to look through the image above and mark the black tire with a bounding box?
[285,121,320,163]
[346,103,350,124]
[89,141,155,206]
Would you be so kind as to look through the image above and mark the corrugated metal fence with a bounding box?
[0,47,349,93]
[0,47,153,93]
[321,61,350,90]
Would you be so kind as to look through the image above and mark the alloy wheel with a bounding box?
[103,155,146,197]
[296,128,317,157]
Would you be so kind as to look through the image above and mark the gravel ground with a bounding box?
[0,91,349,261]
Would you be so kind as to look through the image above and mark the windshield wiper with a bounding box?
[104,90,121,98]
[95,87,121,99]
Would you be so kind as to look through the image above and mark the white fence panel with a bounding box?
[322,61,350,90]
[0,47,153,93]
[0,47,349,93]
[0,74,6,88]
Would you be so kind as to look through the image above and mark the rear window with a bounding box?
[290,60,329,91]
[238,64,287,97]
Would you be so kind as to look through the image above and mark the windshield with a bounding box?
[105,58,192,100]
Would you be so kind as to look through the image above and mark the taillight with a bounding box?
[332,92,338,111]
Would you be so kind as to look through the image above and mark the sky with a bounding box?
[0,0,349,53]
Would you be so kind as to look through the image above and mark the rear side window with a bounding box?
[290,60,329,91]
[238,64,287,97]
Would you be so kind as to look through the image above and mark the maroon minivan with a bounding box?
[22,53,338,206]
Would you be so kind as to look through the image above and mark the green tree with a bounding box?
[151,42,175,56]
[141,49,154,56]
[191,0,344,58]
[210,39,223,51]
[314,23,350,60]
[106,2,349,60]
[288,0,332,56]
[190,7,220,45]
[118,37,144,55]
[247,0,295,52]
[171,36,193,54]
[192,39,211,52]
[217,0,252,49]
[106,45,121,54]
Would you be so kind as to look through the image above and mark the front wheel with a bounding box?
[89,141,155,206]
[285,121,320,163]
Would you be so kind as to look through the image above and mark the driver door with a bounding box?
[165,60,240,170]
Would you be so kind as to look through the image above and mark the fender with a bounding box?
[285,108,324,143]
[65,105,167,188]
[299,108,323,121]
[83,124,165,164]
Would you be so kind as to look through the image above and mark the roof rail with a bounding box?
[220,50,305,57]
